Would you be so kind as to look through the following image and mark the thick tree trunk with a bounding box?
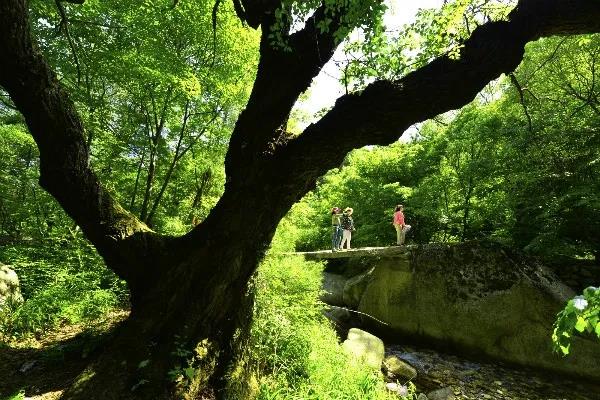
[62,250,254,399]
[63,184,280,399]
[2,0,600,399]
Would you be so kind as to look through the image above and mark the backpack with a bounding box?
[341,214,353,230]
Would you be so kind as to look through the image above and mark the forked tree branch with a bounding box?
[272,0,600,196]
[509,73,534,133]
[0,0,164,286]
[226,1,354,178]
[54,0,82,84]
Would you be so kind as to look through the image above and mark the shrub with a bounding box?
[0,239,127,339]
[553,286,600,355]
[245,253,406,400]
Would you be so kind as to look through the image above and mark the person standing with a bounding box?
[331,207,343,251]
[393,204,411,245]
[340,207,355,250]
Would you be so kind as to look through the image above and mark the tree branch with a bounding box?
[212,0,222,66]
[236,0,280,28]
[273,0,600,198]
[225,2,350,180]
[0,0,164,287]
[54,0,82,85]
[231,0,247,25]
[509,72,534,133]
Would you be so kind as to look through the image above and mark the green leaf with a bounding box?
[596,322,600,338]
[184,367,196,380]
[574,317,587,333]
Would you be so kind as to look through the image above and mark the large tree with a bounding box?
[1,0,600,398]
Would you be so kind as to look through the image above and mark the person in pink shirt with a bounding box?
[393,204,411,245]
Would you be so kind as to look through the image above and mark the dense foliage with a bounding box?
[1,0,599,397]
[287,34,600,266]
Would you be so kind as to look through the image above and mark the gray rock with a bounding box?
[383,355,417,381]
[321,272,346,306]
[352,241,600,380]
[342,267,374,308]
[342,328,384,369]
[417,394,428,400]
[427,387,454,400]
[385,382,409,396]
[0,263,24,309]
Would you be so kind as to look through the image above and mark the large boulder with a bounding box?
[357,242,600,380]
[0,263,24,309]
[342,328,385,369]
[313,242,600,380]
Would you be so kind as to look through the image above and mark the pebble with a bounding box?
[387,345,600,400]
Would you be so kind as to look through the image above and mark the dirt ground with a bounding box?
[0,311,128,400]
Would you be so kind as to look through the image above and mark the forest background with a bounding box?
[0,0,599,398]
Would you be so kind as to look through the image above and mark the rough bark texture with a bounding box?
[1,0,600,398]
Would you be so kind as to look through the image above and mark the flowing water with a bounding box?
[387,345,600,400]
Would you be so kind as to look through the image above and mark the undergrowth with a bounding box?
[0,237,127,339]
[226,220,407,399]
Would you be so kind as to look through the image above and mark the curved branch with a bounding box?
[274,0,600,195]
[225,2,350,180]
[0,0,162,285]
[509,73,534,133]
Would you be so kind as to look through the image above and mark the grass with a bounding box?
[240,252,406,400]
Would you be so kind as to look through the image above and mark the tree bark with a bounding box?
[189,168,213,223]
[2,0,600,398]
[129,146,146,210]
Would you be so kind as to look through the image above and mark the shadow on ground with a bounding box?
[0,312,127,400]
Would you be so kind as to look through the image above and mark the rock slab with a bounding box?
[316,241,600,380]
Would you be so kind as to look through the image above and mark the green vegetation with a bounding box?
[553,286,600,355]
[248,253,401,400]
[0,0,599,398]
[288,35,600,266]
[0,240,125,338]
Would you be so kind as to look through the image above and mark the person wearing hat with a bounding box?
[340,207,355,250]
[331,207,343,251]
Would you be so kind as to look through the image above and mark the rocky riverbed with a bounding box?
[387,344,600,400]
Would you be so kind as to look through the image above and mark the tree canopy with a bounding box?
[1,0,600,398]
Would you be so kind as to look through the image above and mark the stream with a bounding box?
[387,344,600,400]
